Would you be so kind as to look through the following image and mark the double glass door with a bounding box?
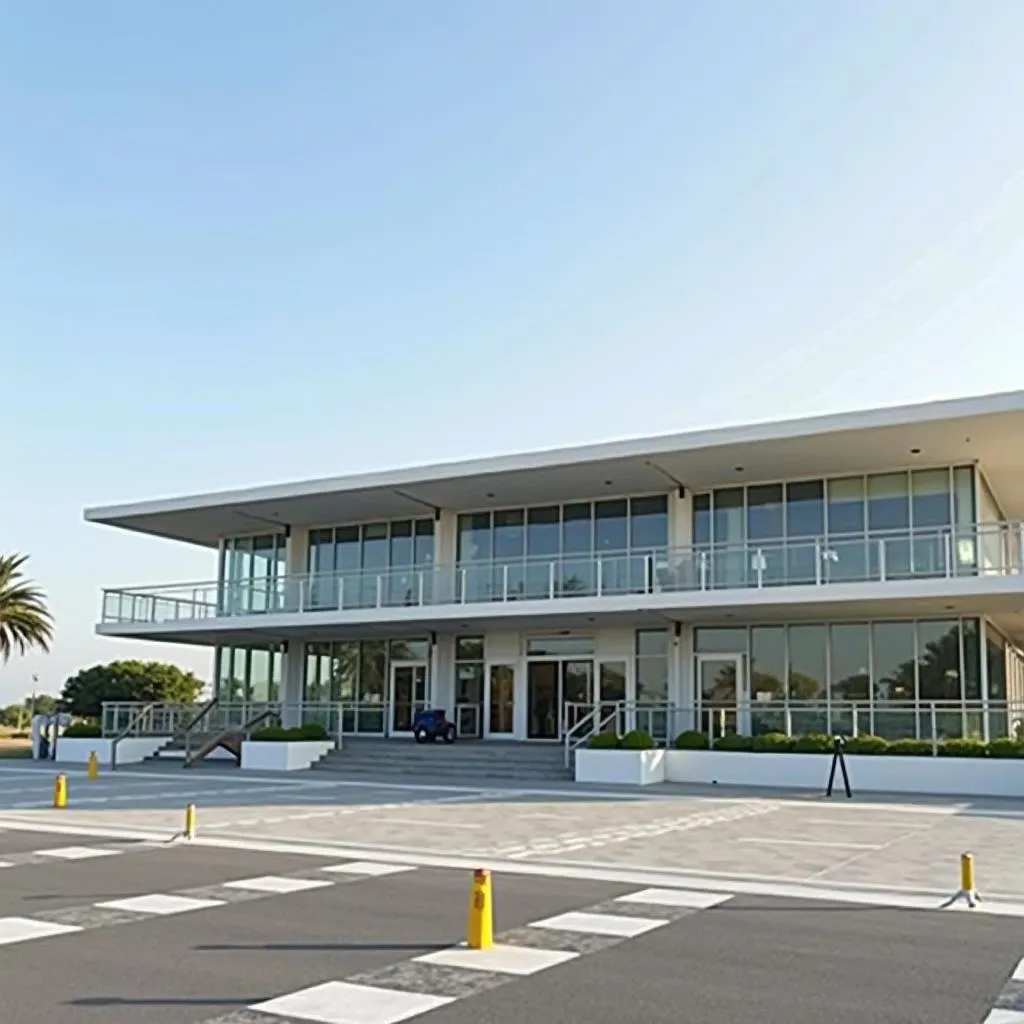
[390,661,428,735]
[527,659,593,740]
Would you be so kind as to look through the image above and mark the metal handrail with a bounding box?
[110,701,160,770]
[99,519,1024,624]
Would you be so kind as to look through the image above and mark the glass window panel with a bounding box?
[332,641,359,701]
[750,627,786,700]
[829,623,870,701]
[953,467,975,526]
[694,627,747,654]
[871,622,917,739]
[457,513,492,562]
[525,635,595,656]
[630,495,668,551]
[746,485,784,541]
[595,500,628,552]
[562,504,593,555]
[785,481,824,537]
[358,640,387,702]
[527,506,560,556]
[456,662,484,704]
[493,509,524,559]
[827,477,865,535]
[987,627,1007,700]
[868,473,910,531]
[308,529,334,574]
[231,648,249,701]
[788,625,827,699]
[336,526,361,571]
[636,628,669,656]
[962,618,981,699]
[635,657,667,702]
[389,638,429,661]
[414,519,434,565]
[712,488,744,545]
[303,644,326,702]
[249,649,270,702]
[693,494,711,546]
[916,620,962,701]
[361,523,389,569]
[599,662,627,702]
[911,469,952,529]
[456,636,485,662]
[389,520,413,567]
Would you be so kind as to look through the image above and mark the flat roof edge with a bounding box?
[83,389,1024,524]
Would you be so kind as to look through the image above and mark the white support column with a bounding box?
[668,489,693,549]
[280,526,309,726]
[433,635,455,712]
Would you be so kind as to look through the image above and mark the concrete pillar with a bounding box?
[280,526,309,726]
[668,489,693,549]
[433,634,456,712]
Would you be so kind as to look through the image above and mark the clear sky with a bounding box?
[2,1,1023,702]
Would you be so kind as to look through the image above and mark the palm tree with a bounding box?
[0,555,54,662]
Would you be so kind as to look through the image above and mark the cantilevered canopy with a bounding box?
[84,390,1024,548]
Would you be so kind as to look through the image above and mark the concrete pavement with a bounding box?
[0,826,1020,1023]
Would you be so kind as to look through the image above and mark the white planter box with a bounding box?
[664,750,1024,798]
[240,740,335,772]
[54,737,171,766]
[574,749,666,786]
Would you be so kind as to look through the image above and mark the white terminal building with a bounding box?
[87,391,1024,749]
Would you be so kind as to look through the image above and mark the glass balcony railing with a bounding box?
[99,521,1024,626]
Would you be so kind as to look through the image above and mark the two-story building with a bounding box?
[88,390,1024,749]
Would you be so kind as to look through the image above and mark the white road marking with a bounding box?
[531,910,668,937]
[368,816,484,830]
[96,894,225,915]
[738,837,883,850]
[616,887,732,909]
[252,980,453,1024]
[0,917,82,945]
[36,845,121,860]
[416,943,577,974]
[321,861,416,877]
[222,875,334,894]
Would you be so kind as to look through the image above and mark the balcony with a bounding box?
[99,522,1024,627]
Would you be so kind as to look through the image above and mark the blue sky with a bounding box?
[2,2,1023,701]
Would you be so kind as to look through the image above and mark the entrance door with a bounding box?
[527,661,559,739]
[697,655,746,738]
[561,659,594,736]
[389,662,428,735]
[485,664,515,737]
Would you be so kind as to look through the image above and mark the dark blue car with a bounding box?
[413,709,457,744]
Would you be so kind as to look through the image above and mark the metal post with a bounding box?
[943,531,952,578]
[375,575,383,608]
[596,558,603,596]
[418,572,425,606]
[754,549,764,589]
[548,561,555,600]
[814,539,822,585]
[502,564,509,602]
[699,551,708,591]
[459,568,467,604]
[878,539,887,581]
[851,705,859,737]
[644,555,653,594]
[930,703,938,756]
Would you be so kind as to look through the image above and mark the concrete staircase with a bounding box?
[145,734,238,764]
[313,738,571,783]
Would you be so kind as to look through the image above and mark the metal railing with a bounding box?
[99,521,1024,625]
[561,698,1024,763]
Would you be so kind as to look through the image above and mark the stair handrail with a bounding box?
[182,703,280,769]
[563,703,617,768]
[182,697,219,761]
[110,701,161,770]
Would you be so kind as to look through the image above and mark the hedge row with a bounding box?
[249,723,330,743]
[587,729,1024,758]
[62,721,102,738]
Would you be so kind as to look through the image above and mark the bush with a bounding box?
[713,733,754,752]
[674,730,709,750]
[987,738,1024,759]
[249,724,329,742]
[588,731,621,749]
[751,732,794,753]
[62,721,101,738]
[620,729,655,750]
[791,733,834,754]
[885,739,935,757]
[938,738,989,758]
[842,735,889,755]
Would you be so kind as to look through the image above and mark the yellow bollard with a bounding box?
[467,868,493,950]
[53,774,67,809]
[961,852,977,902]
[87,751,99,781]
[184,803,197,841]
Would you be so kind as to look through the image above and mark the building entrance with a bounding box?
[389,661,428,735]
[526,659,593,740]
[696,654,747,737]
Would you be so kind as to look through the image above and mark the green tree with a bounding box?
[60,660,204,718]
[0,554,54,662]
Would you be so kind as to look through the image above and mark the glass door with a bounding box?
[527,661,559,739]
[389,662,428,735]
[697,655,746,739]
[485,664,515,737]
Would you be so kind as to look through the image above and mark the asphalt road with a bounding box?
[0,828,1019,1024]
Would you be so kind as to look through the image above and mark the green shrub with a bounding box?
[791,733,834,754]
[751,732,795,753]
[674,730,709,750]
[588,731,621,749]
[937,738,989,758]
[62,721,101,739]
[987,738,1024,759]
[884,739,935,757]
[249,725,329,742]
[299,722,329,741]
[842,735,889,755]
[713,733,754,752]
[620,729,655,750]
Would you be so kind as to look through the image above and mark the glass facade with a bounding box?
[214,644,283,702]
[454,636,485,737]
[457,496,668,601]
[695,618,984,739]
[692,466,976,586]
[219,534,287,613]
[307,519,434,609]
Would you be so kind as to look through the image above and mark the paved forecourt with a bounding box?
[6,761,1024,902]
[0,827,1022,1024]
